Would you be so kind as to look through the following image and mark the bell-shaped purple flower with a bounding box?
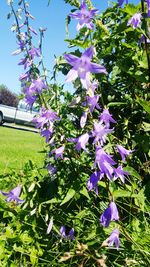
[69,1,98,31]
[147,0,150,17]
[28,47,41,59]
[68,133,89,151]
[24,93,37,107]
[52,145,65,159]
[117,145,133,161]
[114,166,129,183]
[92,122,113,146]
[127,13,142,29]
[33,108,60,129]
[64,46,107,89]
[100,202,119,227]
[87,95,100,113]
[99,109,116,128]
[107,228,120,249]
[76,133,89,151]
[28,78,48,94]
[87,171,104,194]
[94,147,116,180]
[41,127,53,143]
[60,226,75,240]
[18,57,32,70]
[47,164,57,175]
[1,186,24,204]
[87,79,98,97]
[118,0,128,7]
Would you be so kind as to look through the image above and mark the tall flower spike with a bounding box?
[69,1,98,31]
[100,202,119,228]
[64,46,107,89]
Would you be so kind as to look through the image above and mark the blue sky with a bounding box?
[0,0,139,94]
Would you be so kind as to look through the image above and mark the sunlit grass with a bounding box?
[0,126,45,174]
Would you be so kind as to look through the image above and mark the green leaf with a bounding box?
[142,122,150,132]
[124,166,142,180]
[113,189,135,198]
[136,97,150,114]
[107,102,126,107]
[60,188,76,205]
[80,187,90,199]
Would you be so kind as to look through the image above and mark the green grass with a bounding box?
[0,126,45,174]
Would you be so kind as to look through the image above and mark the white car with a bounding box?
[0,100,39,126]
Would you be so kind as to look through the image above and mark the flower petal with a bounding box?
[90,62,107,74]
[64,54,79,66]
[65,69,78,82]
[82,46,94,60]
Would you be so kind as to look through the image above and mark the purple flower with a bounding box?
[69,1,98,31]
[100,202,119,227]
[94,147,116,180]
[87,79,98,97]
[118,0,128,7]
[80,112,88,128]
[107,228,120,249]
[28,78,48,94]
[52,145,65,159]
[24,93,37,107]
[28,47,41,59]
[1,186,24,204]
[114,166,129,183]
[139,34,150,44]
[87,171,104,194]
[19,72,30,81]
[47,217,53,234]
[33,108,60,129]
[75,133,89,151]
[60,226,75,240]
[117,145,133,161]
[18,40,25,50]
[99,109,116,128]
[127,13,142,29]
[87,95,100,113]
[147,0,150,17]
[64,46,107,89]
[47,164,57,175]
[91,122,113,146]
[41,127,53,143]
[18,57,32,69]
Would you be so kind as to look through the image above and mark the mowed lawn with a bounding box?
[0,126,45,174]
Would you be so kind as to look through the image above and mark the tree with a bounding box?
[0,84,19,107]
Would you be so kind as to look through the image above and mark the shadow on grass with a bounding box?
[2,123,38,133]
